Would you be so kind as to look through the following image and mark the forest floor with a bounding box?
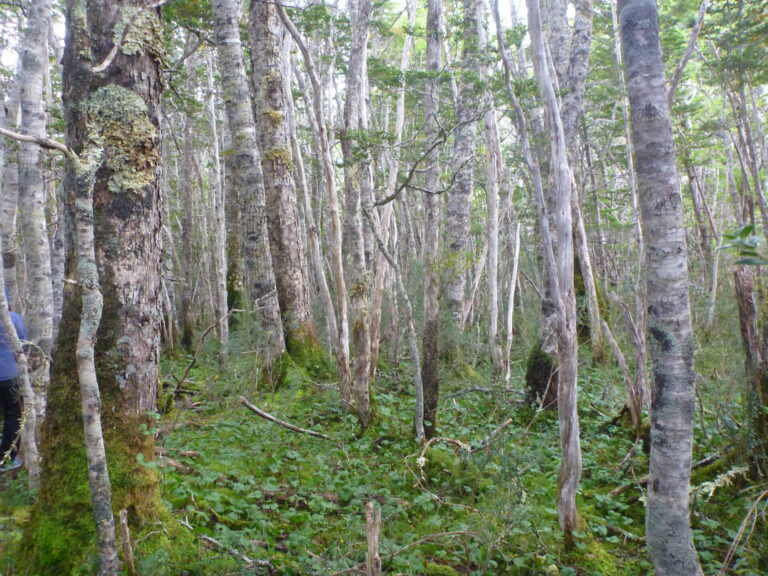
[1,333,767,575]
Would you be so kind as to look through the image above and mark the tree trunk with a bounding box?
[341,0,374,429]
[278,5,353,404]
[18,0,53,419]
[30,1,167,572]
[526,0,582,539]
[249,0,317,356]
[211,0,285,371]
[422,0,443,440]
[204,53,229,365]
[618,1,704,573]
[443,0,478,335]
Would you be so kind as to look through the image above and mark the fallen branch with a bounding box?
[606,523,646,543]
[180,519,274,571]
[238,396,332,440]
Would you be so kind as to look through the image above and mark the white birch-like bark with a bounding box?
[444,0,478,329]
[611,0,649,409]
[618,1,704,573]
[278,5,352,403]
[526,0,582,537]
[18,0,53,419]
[341,0,374,428]
[74,144,119,576]
[286,64,338,360]
[369,0,414,376]
[205,53,229,365]
[504,222,521,385]
[211,0,285,368]
[474,0,503,372]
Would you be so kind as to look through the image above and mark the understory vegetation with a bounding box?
[4,294,766,576]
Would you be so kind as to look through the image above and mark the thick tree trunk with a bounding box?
[30,1,167,572]
[212,0,285,371]
[618,1,704,573]
[249,0,317,355]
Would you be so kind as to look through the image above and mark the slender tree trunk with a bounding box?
[278,5,352,404]
[444,0,478,334]
[369,0,414,376]
[422,0,443,439]
[618,1,704,573]
[18,0,53,419]
[179,47,197,351]
[204,53,229,365]
[341,0,374,428]
[526,0,582,539]
[286,62,338,362]
[211,0,285,371]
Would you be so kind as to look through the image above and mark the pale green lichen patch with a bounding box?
[113,7,162,57]
[88,84,159,194]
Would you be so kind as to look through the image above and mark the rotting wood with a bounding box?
[238,396,331,440]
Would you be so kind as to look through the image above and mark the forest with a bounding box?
[0,0,766,574]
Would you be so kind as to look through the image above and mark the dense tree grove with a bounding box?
[0,0,767,574]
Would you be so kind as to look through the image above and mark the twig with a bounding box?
[118,509,137,576]
[667,0,710,105]
[179,519,274,570]
[606,523,646,543]
[238,396,332,440]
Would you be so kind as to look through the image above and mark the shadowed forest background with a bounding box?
[0,0,767,575]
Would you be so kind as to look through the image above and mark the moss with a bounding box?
[265,146,293,170]
[263,109,284,126]
[425,562,459,576]
[525,341,557,409]
[563,531,622,576]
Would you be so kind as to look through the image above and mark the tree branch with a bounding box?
[667,0,710,105]
[0,125,76,160]
[238,396,332,440]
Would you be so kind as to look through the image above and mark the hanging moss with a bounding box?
[524,341,557,409]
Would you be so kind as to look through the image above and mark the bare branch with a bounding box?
[238,396,332,440]
[0,125,76,160]
[667,0,710,105]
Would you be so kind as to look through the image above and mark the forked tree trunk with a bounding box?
[211,0,285,371]
[618,1,704,573]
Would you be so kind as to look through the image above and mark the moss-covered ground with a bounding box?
[2,314,767,574]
